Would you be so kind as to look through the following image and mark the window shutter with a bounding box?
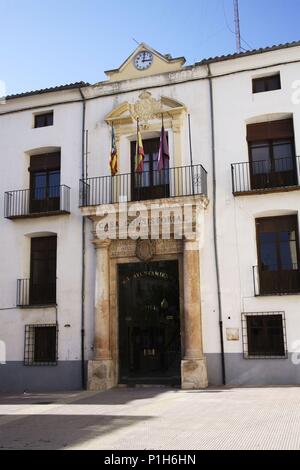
[247,119,294,142]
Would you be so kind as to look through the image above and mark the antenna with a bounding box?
[233,0,241,53]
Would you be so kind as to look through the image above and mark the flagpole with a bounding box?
[136,117,139,199]
[110,124,113,204]
[188,113,195,196]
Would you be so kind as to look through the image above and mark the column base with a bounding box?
[181,358,208,389]
[87,359,114,391]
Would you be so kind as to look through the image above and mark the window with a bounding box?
[247,119,297,190]
[242,312,287,358]
[29,152,61,213]
[131,138,169,201]
[256,215,300,295]
[30,236,57,305]
[252,74,281,93]
[24,324,57,365]
[34,111,53,128]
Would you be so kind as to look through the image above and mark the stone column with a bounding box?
[87,239,114,390]
[181,238,208,389]
[172,119,182,168]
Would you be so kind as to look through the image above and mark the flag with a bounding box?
[135,119,144,172]
[157,123,169,171]
[110,125,118,176]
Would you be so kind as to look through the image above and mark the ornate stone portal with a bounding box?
[85,201,208,391]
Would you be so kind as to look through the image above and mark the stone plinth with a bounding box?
[181,358,208,389]
[87,359,114,391]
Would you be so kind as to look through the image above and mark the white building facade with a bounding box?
[0,41,300,392]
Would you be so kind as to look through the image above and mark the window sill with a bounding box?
[244,355,288,360]
[17,304,57,309]
[254,292,300,297]
[24,362,57,366]
[233,184,300,196]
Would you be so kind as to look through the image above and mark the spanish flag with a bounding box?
[110,125,118,176]
[135,118,144,172]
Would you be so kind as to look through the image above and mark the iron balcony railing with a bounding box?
[79,164,207,207]
[231,156,300,194]
[17,278,56,307]
[4,185,70,219]
[253,264,300,296]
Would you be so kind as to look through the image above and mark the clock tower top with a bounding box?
[104,43,186,83]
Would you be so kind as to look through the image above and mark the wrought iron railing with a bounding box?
[17,278,56,307]
[79,164,207,206]
[253,264,300,296]
[231,156,300,194]
[4,185,70,219]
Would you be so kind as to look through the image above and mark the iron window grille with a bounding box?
[24,324,58,366]
[241,311,287,359]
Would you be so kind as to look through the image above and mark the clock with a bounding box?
[133,51,153,70]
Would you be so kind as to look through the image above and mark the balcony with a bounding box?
[253,265,300,296]
[231,157,300,195]
[17,278,56,307]
[4,185,70,219]
[79,164,207,207]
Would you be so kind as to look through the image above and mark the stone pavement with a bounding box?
[0,386,299,450]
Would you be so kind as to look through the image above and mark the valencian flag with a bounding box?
[110,125,118,176]
[157,116,169,170]
[135,118,144,172]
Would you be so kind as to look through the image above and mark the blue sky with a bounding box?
[1,0,300,95]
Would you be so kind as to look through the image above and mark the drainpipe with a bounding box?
[207,65,226,385]
[79,86,86,389]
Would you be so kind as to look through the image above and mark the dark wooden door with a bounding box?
[118,260,181,385]
[131,138,170,201]
[249,139,297,190]
[30,236,57,305]
[30,170,60,213]
[29,152,61,213]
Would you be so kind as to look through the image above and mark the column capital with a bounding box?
[183,236,199,251]
[93,238,112,250]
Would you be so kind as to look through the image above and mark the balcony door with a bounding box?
[248,119,297,190]
[131,138,169,201]
[30,236,57,305]
[29,152,61,213]
[256,215,300,295]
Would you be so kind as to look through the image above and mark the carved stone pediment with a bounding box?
[105,92,186,128]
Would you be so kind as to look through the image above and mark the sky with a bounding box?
[1,0,300,96]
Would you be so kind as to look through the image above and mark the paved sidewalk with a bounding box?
[0,386,299,450]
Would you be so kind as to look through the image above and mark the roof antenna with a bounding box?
[132,37,140,45]
[233,0,241,53]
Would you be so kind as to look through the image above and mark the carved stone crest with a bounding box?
[135,239,155,262]
[130,91,162,128]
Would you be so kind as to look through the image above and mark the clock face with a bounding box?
[134,51,153,70]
